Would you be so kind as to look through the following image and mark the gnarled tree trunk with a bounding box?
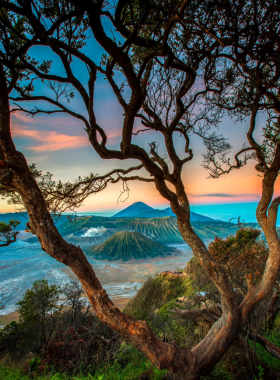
[0,0,280,376]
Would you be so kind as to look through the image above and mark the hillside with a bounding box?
[123,272,195,320]
[26,229,116,247]
[161,207,221,222]
[27,218,246,246]
[123,217,243,243]
[56,214,259,245]
[124,217,185,244]
[58,215,116,235]
[85,231,179,261]
[191,221,246,240]
[0,212,70,229]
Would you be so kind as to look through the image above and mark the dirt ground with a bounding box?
[64,250,193,284]
[0,311,20,326]
[0,250,193,327]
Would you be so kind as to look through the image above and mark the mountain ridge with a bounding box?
[113,202,220,222]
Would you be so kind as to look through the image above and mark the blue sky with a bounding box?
[0,16,279,226]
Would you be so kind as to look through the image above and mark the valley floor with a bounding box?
[0,245,193,326]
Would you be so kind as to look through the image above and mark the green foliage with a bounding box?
[208,227,268,293]
[16,279,61,353]
[124,272,195,320]
[2,274,280,380]
[156,299,179,320]
[27,356,41,373]
[0,219,20,233]
[0,280,62,357]
[0,219,20,244]
[0,163,112,216]
[17,279,61,324]
[0,344,167,380]
[209,227,261,263]
[92,344,167,380]
[201,362,235,380]
[253,365,265,380]
[261,121,280,165]
[253,315,280,373]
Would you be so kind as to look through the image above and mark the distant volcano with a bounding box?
[85,231,179,261]
[113,202,156,218]
[113,201,220,222]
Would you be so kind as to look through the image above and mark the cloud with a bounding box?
[10,110,125,152]
[11,125,90,151]
[11,123,122,152]
[193,193,246,198]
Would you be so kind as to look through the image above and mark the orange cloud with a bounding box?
[10,112,122,151]
[11,125,90,151]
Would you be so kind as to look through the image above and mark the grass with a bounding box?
[253,315,280,373]
[0,365,99,380]
[2,324,280,380]
[124,272,195,320]
[0,345,167,380]
[2,261,280,380]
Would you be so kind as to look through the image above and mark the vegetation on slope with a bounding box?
[57,214,259,245]
[124,247,280,379]
[123,272,195,320]
[58,216,116,235]
[85,231,178,261]
[2,227,280,380]
[126,217,249,244]
[125,216,185,244]
[191,221,246,240]
[0,279,167,380]
[0,344,167,380]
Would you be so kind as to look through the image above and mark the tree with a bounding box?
[208,228,269,296]
[62,279,92,329]
[0,1,279,379]
[0,218,20,247]
[0,279,61,359]
[17,279,62,354]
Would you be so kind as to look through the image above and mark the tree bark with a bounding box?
[174,304,280,363]
[0,62,257,379]
[254,334,280,361]
[0,4,280,372]
[0,63,200,380]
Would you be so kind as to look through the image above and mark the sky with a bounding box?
[1,19,279,225]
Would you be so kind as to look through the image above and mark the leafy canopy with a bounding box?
[208,228,269,294]
[0,219,20,245]
[17,279,61,324]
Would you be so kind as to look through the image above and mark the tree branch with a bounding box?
[9,96,90,130]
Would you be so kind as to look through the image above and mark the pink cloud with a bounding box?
[11,125,90,151]
[11,125,122,152]
[10,112,123,151]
